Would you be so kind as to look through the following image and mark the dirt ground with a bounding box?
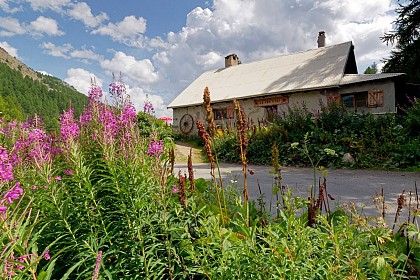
[174,141,206,164]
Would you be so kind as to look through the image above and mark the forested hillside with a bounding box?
[0,55,87,131]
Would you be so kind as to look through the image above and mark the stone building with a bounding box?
[168,32,406,135]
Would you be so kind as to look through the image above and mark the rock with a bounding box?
[343,153,355,164]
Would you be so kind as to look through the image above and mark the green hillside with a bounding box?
[0,52,87,131]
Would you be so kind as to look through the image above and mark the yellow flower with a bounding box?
[290,142,299,149]
[324,148,337,156]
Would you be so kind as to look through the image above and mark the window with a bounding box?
[213,108,227,120]
[265,105,278,122]
[342,92,368,112]
[213,107,234,120]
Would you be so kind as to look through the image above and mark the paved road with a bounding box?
[174,163,420,227]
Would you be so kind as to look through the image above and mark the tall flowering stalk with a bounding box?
[82,77,103,126]
[143,94,155,115]
[10,125,54,175]
[109,72,129,109]
[59,108,80,152]
[196,120,215,172]
[234,99,249,206]
[177,171,187,210]
[0,147,14,185]
[203,87,217,136]
[187,149,195,192]
[196,119,225,225]
[92,250,103,280]
[147,140,164,157]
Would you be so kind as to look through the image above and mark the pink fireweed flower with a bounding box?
[99,109,118,143]
[92,250,103,280]
[27,128,53,164]
[63,169,73,176]
[0,206,7,212]
[4,182,23,204]
[143,95,155,115]
[120,103,137,126]
[88,84,103,102]
[0,147,14,184]
[172,185,179,194]
[55,176,61,181]
[1,121,17,136]
[59,108,80,143]
[43,249,51,260]
[147,140,164,156]
[80,111,92,126]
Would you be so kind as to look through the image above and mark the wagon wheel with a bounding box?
[179,114,194,134]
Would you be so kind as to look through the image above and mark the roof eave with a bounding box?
[168,85,340,109]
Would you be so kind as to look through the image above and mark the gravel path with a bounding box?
[174,141,206,164]
[174,162,420,227]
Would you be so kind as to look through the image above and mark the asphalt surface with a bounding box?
[174,163,420,227]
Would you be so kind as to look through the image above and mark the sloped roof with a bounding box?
[340,73,404,85]
[168,41,353,108]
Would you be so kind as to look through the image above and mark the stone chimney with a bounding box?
[225,54,239,68]
[317,31,326,48]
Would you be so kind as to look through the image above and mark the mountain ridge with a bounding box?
[0,47,88,131]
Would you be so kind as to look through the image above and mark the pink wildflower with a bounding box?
[4,182,23,204]
[63,169,74,176]
[0,147,14,184]
[143,94,155,115]
[88,84,103,102]
[59,108,80,143]
[172,185,179,194]
[43,249,51,260]
[147,140,163,156]
[92,250,103,280]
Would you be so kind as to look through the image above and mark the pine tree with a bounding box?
[382,0,420,83]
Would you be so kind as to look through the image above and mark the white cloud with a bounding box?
[0,0,22,13]
[92,16,147,46]
[40,42,73,58]
[25,0,70,12]
[0,17,26,36]
[0,41,18,57]
[64,68,103,95]
[29,16,64,36]
[67,2,108,28]
[37,70,52,76]
[148,0,397,104]
[100,51,159,85]
[126,86,170,118]
[70,48,103,62]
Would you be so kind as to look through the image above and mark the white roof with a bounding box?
[340,73,404,85]
[168,42,353,108]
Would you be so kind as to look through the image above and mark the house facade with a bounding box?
[168,34,405,135]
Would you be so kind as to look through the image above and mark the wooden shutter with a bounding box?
[327,94,340,105]
[367,90,384,108]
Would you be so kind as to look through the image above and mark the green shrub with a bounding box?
[213,102,419,169]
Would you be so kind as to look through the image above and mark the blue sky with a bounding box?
[0,0,398,117]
